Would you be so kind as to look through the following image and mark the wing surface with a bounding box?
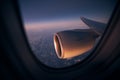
[81,17,106,35]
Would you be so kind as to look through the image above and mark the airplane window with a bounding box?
[18,0,117,68]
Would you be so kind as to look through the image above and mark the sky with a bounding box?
[19,0,117,25]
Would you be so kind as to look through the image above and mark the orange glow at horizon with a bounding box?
[25,20,89,31]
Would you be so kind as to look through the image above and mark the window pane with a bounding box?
[18,0,117,68]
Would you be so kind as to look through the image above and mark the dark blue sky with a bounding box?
[19,0,117,23]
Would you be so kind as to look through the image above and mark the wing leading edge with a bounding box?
[81,17,106,35]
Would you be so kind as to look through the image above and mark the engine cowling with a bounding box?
[53,29,99,59]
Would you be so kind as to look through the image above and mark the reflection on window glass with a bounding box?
[19,0,117,68]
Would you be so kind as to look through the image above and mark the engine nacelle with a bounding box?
[54,29,99,59]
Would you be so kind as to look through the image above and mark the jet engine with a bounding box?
[54,29,99,59]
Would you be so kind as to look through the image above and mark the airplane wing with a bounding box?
[80,17,106,35]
